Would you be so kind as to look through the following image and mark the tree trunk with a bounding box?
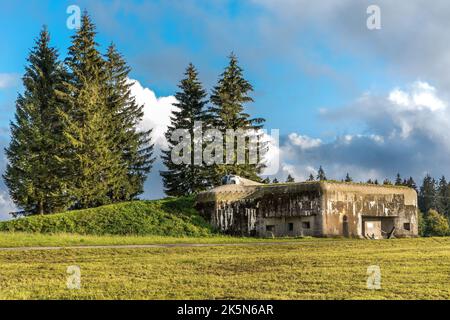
[39,201,44,215]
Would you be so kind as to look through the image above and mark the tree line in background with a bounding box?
[4,12,266,215]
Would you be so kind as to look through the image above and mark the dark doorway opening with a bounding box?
[343,215,349,237]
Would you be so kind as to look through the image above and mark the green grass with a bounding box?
[0,236,449,299]
[0,197,214,237]
[0,232,310,247]
[0,197,448,299]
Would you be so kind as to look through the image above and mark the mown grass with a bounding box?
[0,237,449,299]
[0,232,310,247]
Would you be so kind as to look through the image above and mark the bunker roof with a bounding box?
[196,180,417,204]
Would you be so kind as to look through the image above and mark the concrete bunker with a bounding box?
[196,176,418,238]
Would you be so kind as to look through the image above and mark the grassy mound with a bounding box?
[0,197,214,236]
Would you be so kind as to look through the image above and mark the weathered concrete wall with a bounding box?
[257,216,315,237]
[320,184,418,238]
[211,200,259,235]
[254,185,322,236]
[196,183,324,236]
[196,181,419,238]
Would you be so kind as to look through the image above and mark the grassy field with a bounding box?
[0,232,308,247]
[0,235,449,299]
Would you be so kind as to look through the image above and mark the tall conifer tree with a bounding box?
[208,54,265,185]
[160,64,209,196]
[436,176,449,216]
[58,12,125,208]
[286,174,295,183]
[395,173,403,186]
[316,166,327,181]
[4,27,70,215]
[344,173,352,182]
[419,174,437,214]
[104,44,154,201]
[406,177,418,192]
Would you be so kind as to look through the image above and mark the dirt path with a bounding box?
[0,241,315,251]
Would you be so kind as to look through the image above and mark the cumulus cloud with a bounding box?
[129,79,178,149]
[128,79,178,200]
[273,81,450,183]
[288,133,322,149]
[260,129,281,176]
[388,82,446,112]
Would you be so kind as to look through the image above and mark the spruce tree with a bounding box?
[272,178,279,184]
[383,178,392,185]
[104,44,154,201]
[307,173,315,181]
[406,177,418,192]
[160,63,209,196]
[395,173,402,185]
[316,166,327,181]
[446,183,450,219]
[344,173,352,182]
[286,174,295,183]
[207,54,265,185]
[419,174,437,214]
[58,12,125,208]
[436,176,449,216]
[4,27,70,215]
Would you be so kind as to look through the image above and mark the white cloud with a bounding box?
[129,79,178,149]
[279,163,316,182]
[261,129,281,176]
[127,79,178,200]
[273,81,450,183]
[288,133,322,149]
[388,81,446,112]
[385,81,449,141]
[0,191,15,221]
[388,89,410,107]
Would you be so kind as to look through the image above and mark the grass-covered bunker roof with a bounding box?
[196,180,417,205]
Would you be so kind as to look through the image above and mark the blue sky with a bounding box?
[1,0,450,217]
[0,0,395,134]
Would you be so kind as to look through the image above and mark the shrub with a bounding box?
[0,197,214,237]
[418,211,426,237]
[422,209,450,237]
